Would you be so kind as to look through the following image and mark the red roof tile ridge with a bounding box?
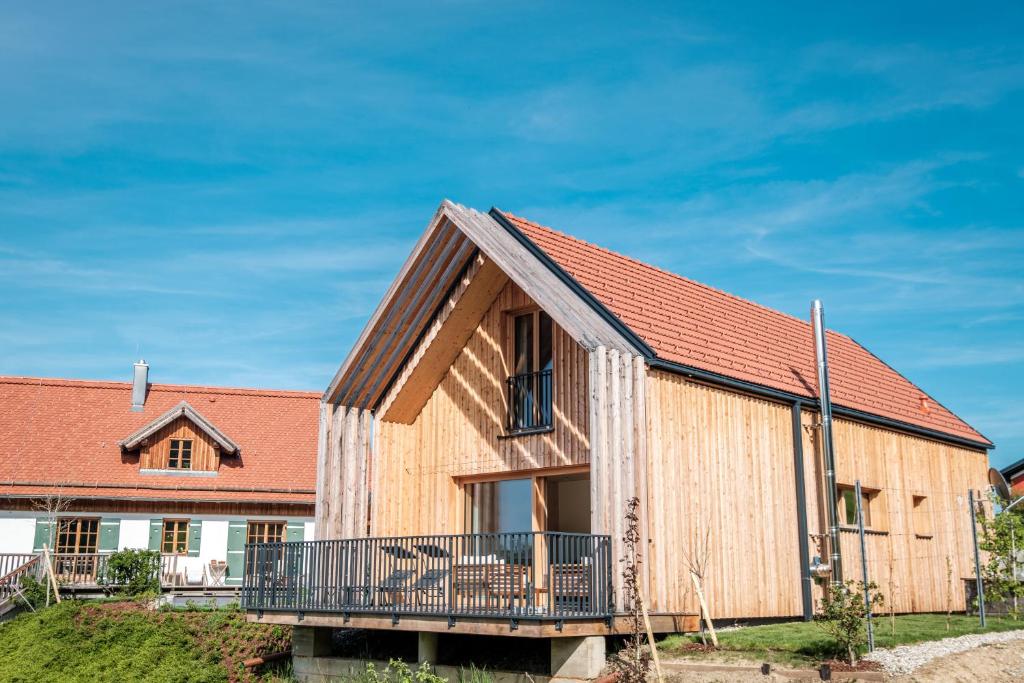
[500,210,850,338]
[0,374,320,399]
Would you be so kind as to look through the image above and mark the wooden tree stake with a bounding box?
[42,544,61,604]
[639,591,664,682]
[690,571,717,647]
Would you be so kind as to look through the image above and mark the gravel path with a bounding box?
[864,630,1024,675]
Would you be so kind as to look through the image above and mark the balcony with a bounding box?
[506,370,553,435]
[242,532,613,627]
[0,552,229,594]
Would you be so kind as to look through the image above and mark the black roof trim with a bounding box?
[1002,457,1024,479]
[488,208,655,358]
[648,357,994,452]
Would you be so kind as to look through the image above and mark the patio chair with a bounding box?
[376,568,416,606]
[550,562,593,613]
[453,562,493,611]
[180,558,207,586]
[412,543,451,608]
[488,563,528,610]
[376,544,418,606]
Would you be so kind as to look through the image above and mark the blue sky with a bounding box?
[1,2,1022,466]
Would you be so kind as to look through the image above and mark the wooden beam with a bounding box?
[350,234,476,408]
[249,611,699,637]
[380,255,509,423]
[325,210,456,404]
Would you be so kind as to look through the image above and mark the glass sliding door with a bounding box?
[465,478,533,534]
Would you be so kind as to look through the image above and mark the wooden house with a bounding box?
[244,201,992,680]
[0,366,318,602]
[1003,458,1024,497]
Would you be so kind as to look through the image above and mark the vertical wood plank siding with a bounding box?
[316,403,373,540]
[588,347,649,607]
[801,412,988,613]
[646,369,801,617]
[139,416,220,471]
[646,367,988,618]
[371,280,590,537]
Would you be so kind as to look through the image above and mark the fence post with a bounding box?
[855,480,874,651]
[969,489,986,627]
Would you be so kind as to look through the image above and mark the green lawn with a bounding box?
[659,614,1024,666]
[0,600,292,683]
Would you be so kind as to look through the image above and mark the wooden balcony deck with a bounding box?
[240,532,680,636]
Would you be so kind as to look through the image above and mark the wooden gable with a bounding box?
[138,415,223,472]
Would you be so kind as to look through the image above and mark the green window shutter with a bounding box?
[226,521,247,584]
[32,520,54,553]
[187,521,202,557]
[99,519,121,552]
[149,519,164,551]
[286,520,305,543]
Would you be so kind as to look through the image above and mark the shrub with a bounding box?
[16,575,49,610]
[99,549,161,595]
[357,659,447,683]
[815,580,884,664]
[977,504,1024,619]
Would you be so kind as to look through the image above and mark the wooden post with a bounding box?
[638,591,664,682]
[690,571,717,647]
[855,480,875,652]
[42,544,61,604]
[969,489,986,627]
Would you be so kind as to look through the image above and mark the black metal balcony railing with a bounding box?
[242,532,612,623]
[507,370,553,433]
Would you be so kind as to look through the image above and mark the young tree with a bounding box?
[815,580,884,665]
[683,512,717,647]
[612,497,652,683]
[31,488,71,606]
[977,503,1024,618]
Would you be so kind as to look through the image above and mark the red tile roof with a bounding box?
[501,211,989,446]
[0,376,319,504]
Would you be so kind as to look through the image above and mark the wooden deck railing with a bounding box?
[0,552,229,600]
[242,532,614,622]
[0,555,42,604]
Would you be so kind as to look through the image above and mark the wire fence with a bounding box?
[834,481,1023,650]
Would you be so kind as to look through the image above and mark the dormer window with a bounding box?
[168,439,193,469]
[120,400,240,475]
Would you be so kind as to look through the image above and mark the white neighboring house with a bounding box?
[0,363,318,588]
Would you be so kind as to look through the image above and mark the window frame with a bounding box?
[55,517,101,554]
[505,307,554,435]
[161,519,191,555]
[168,438,193,470]
[912,494,933,538]
[836,484,885,532]
[246,520,285,546]
[509,308,553,377]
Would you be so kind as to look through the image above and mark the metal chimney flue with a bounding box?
[811,300,843,583]
[131,360,149,412]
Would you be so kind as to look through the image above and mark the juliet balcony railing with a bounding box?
[507,369,553,433]
[242,532,613,623]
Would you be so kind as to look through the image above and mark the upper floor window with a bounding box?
[508,310,553,433]
[168,439,192,469]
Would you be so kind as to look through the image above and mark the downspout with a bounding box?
[791,402,814,620]
[811,300,843,582]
